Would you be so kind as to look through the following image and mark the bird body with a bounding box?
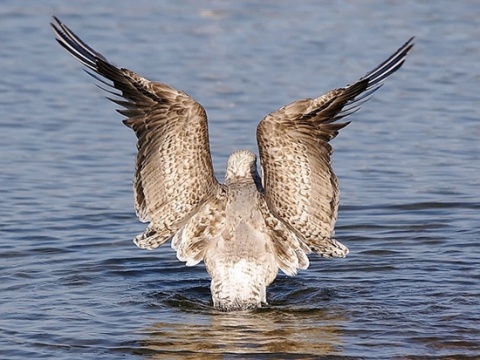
[172,150,293,310]
[51,17,413,310]
[206,157,279,310]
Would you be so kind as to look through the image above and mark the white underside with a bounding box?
[209,257,272,311]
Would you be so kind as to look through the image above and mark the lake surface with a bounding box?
[1,1,479,359]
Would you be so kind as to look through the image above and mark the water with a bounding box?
[1,1,479,359]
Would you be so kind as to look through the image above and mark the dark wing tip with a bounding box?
[363,36,415,87]
[336,37,414,118]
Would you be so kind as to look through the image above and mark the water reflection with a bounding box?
[138,308,346,358]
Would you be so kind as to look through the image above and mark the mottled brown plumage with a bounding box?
[52,16,413,311]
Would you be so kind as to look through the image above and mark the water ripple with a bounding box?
[1,1,480,359]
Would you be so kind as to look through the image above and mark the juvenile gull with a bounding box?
[51,17,413,311]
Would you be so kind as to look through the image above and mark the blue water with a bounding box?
[1,1,479,359]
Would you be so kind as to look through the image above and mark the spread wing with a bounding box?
[51,17,222,249]
[257,37,414,258]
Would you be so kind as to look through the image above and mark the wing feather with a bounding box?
[51,17,221,249]
[257,38,414,257]
[172,187,227,266]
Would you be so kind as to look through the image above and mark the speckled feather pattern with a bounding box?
[52,17,413,311]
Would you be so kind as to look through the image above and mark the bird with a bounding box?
[51,16,413,311]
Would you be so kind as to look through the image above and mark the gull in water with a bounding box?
[51,17,413,311]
